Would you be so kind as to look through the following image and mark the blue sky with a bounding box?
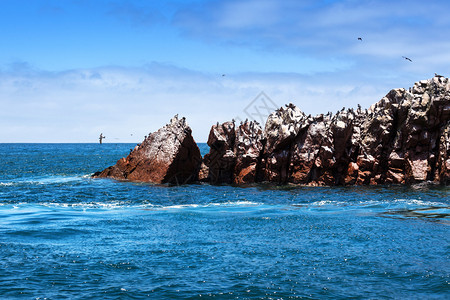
[1,0,449,142]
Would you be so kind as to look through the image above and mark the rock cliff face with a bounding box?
[94,75,449,186]
[201,120,264,184]
[93,115,201,184]
[202,75,450,185]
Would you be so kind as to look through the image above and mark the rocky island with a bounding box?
[94,75,450,186]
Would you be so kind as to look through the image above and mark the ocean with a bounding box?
[0,143,448,299]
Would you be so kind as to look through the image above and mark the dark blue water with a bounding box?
[0,143,448,299]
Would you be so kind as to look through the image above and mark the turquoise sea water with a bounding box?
[0,143,449,299]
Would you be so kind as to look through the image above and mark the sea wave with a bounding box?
[1,198,447,211]
[0,175,84,186]
[0,201,264,211]
[305,198,447,208]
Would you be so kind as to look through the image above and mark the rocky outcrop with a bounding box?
[95,75,449,186]
[201,120,264,184]
[203,121,236,184]
[263,104,311,184]
[201,75,449,186]
[233,121,265,184]
[93,115,202,184]
[438,121,450,184]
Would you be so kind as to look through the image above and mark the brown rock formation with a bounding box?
[201,120,264,184]
[438,121,450,184]
[95,75,449,186]
[287,75,449,185]
[233,121,265,184]
[93,115,201,184]
[203,75,449,186]
[203,121,236,184]
[263,104,311,184]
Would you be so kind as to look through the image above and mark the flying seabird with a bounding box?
[358,37,362,41]
[402,56,412,62]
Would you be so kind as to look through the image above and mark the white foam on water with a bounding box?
[30,176,83,185]
[0,175,84,186]
[207,201,261,207]
[297,198,449,215]
[0,202,27,208]
[147,201,262,211]
[160,204,200,210]
[40,201,133,210]
[308,200,348,207]
[18,200,264,212]
[391,198,445,207]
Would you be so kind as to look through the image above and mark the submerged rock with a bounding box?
[93,115,202,184]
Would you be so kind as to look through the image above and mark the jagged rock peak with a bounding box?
[93,115,201,184]
[168,114,188,129]
[264,103,309,153]
[95,75,449,187]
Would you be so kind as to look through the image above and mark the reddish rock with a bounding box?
[197,162,209,182]
[95,75,450,187]
[289,114,334,185]
[264,103,310,153]
[94,115,201,184]
[233,121,265,184]
[387,169,405,184]
[438,121,450,184]
[260,75,448,186]
[263,104,312,184]
[202,120,265,184]
[345,162,359,185]
[203,121,236,184]
[330,109,357,184]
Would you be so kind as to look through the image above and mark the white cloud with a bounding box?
[217,0,281,29]
[173,0,450,70]
[0,62,429,143]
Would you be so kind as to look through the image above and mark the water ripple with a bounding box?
[0,144,448,299]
